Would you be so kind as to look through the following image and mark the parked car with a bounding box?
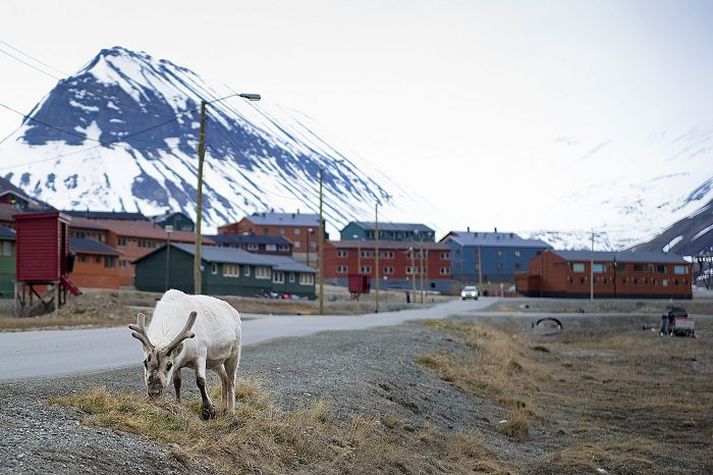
[461,285,479,300]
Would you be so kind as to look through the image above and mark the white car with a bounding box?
[461,285,479,300]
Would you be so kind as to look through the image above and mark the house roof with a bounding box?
[170,243,275,266]
[552,250,689,264]
[0,177,53,209]
[344,222,435,233]
[241,212,320,227]
[63,210,149,221]
[151,211,193,224]
[99,219,205,242]
[329,240,450,251]
[206,234,293,246]
[0,225,16,240]
[68,215,112,231]
[69,237,120,255]
[136,243,314,273]
[441,231,551,249]
[263,255,316,273]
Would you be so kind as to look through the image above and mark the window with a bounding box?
[440,252,450,260]
[514,250,521,258]
[310,241,317,249]
[299,273,315,285]
[244,265,251,277]
[95,256,102,264]
[337,250,348,258]
[361,250,373,258]
[266,244,277,252]
[674,265,687,275]
[278,245,290,252]
[278,228,285,235]
[360,265,371,274]
[223,264,240,277]
[440,266,450,275]
[211,263,218,274]
[406,266,417,275]
[571,263,585,273]
[337,265,348,274]
[294,241,301,248]
[255,266,271,279]
[497,250,503,257]
[616,262,626,272]
[514,263,520,270]
[656,264,666,273]
[293,228,301,235]
[247,243,259,251]
[383,266,394,274]
[120,259,128,268]
[1,241,13,256]
[633,264,646,272]
[592,263,605,273]
[104,256,116,268]
[263,227,269,235]
[289,272,295,283]
[273,271,285,283]
[380,250,394,259]
[77,254,86,263]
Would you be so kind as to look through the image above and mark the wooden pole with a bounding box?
[318,168,324,315]
[375,203,380,313]
[410,243,416,303]
[590,229,594,300]
[419,245,424,303]
[194,100,207,295]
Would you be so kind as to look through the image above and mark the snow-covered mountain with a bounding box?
[0,46,419,232]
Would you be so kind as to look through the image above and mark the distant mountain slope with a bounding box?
[0,46,411,231]
[631,198,713,256]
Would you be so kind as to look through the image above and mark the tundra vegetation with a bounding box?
[54,313,713,474]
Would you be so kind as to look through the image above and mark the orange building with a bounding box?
[69,237,121,289]
[515,250,693,299]
[218,212,322,265]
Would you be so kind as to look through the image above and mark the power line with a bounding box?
[0,46,59,80]
[0,40,67,76]
[0,102,101,143]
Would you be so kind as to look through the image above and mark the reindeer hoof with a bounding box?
[201,404,216,420]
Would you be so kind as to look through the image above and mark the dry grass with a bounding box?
[417,320,550,441]
[52,378,510,474]
[418,316,713,473]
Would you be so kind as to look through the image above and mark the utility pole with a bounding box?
[194,100,207,295]
[410,243,416,303]
[375,203,380,313]
[478,245,483,288]
[419,244,425,303]
[590,229,594,301]
[164,225,173,291]
[318,167,324,315]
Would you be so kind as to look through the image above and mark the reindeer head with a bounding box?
[129,311,197,398]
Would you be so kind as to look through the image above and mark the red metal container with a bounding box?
[14,212,70,282]
[348,274,371,294]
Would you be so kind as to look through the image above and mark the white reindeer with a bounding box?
[129,289,241,419]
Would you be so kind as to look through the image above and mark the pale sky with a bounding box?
[2,0,713,239]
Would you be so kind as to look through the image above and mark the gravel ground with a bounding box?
[0,316,521,474]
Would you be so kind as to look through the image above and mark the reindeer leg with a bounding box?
[223,351,239,414]
[173,367,182,402]
[194,358,215,420]
[216,365,229,412]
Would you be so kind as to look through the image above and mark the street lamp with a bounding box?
[353,234,361,274]
[194,92,261,294]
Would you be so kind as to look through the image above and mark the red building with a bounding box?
[69,237,122,289]
[218,212,322,265]
[324,240,453,293]
[515,250,693,299]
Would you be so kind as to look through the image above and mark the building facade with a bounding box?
[69,237,121,289]
[134,244,316,298]
[0,226,15,298]
[441,230,551,284]
[515,250,693,299]
[324,240,453,293]
[218,212,323,265]
[206,234,293,256]
[340,222,436,242]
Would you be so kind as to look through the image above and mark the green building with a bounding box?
[0,226,15,298]
[134,243,316,298]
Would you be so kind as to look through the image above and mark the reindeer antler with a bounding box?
[163,311,197,356]
[129,313,155,351]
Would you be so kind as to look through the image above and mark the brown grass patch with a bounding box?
[52,378,510,474]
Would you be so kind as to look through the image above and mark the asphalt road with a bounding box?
[0,298,493,380]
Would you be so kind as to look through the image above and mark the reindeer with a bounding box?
[129,289,241,420]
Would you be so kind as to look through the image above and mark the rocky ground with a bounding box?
[1,307,711,474]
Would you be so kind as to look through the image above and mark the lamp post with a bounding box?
[353,234,361,274]
[194,92,261,295]
[409,244,416,303]
[375,202,380,313]
[164,225,174,291]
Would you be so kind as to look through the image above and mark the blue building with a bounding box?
[340,222,435,242]
[441,230,551,284]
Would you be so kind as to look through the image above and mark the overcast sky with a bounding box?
[2,0,713,235]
